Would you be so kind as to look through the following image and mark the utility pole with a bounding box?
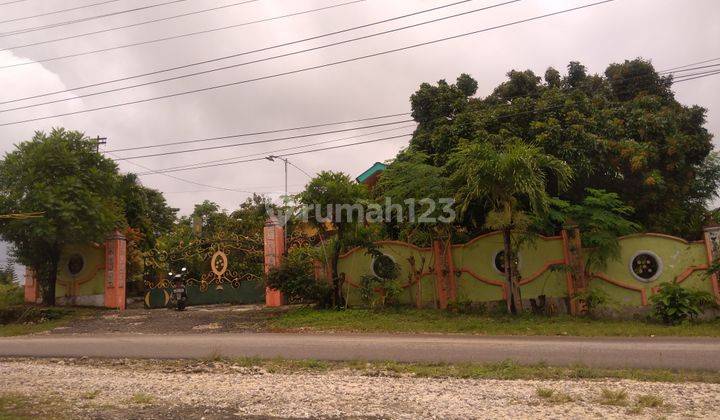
[92,136,107,153]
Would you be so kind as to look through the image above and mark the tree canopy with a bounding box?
[400,58,718,238]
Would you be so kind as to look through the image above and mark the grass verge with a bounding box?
[270,307,720,337]
[0,307,96,337]
[197,357,720,383]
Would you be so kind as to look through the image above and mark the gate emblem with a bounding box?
[211,251,228,277]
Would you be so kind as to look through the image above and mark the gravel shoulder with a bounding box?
[1,358,719,419]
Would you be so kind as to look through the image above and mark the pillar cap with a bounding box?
[107,230,126,240]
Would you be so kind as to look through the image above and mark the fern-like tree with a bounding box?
[448,141,572,314]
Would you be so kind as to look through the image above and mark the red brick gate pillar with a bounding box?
[104,230,127,310]
[561,223,584,315]
[24,268,40,304]
[703,224,720,303]
[264,216,285,307]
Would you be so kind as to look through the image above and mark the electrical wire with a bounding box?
[106,112,410,152]
[0,0,364,70]
[0,0,194,38]
[0,0,617,127]
[0,0,258,47]
[0,0,519,109]
[135,123,416,174]
[113,119,414,160]
[0,0,124,25]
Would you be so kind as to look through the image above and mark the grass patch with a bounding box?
[218,357,720,383]
[0,393,70,420]
[82,390,100,400]
[636,394,663,408]
[0,307,96,337]
[599,388,628,406]
[535,387,574,404]
[129,393,154,405]
[270,307,720,337]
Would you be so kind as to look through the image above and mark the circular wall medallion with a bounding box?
[629,251,663,282]
[211,251,228,277]
[492,250,520,275]
[371,254,397,279]
[67,254,84,276]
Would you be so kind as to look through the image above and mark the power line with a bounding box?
[111,152,263,194]
[0,0,617,127]
[137,123,416,174]
[114,120,415,160]
[0,0,194,38]
[107,112,409,152]
[661,57,720,72]
[101,57,720,155]
[674,69,720,83]
[0,0,518,109]
[0,0,35,6]
[0,0,364,69]
[0,0,259,48]
[0,0,124,25]
[142,133,414,175]
[140,64,720,174]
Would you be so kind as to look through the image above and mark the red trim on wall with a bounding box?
[592,272,648,306]
[459,268,508,300]
[517,259,565,286]
[618,232,704,245]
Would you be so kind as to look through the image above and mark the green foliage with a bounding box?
[0,128,123,304]
[573,287,610,317]
[296,171,368,307]
[565,188,641,270]
[651,282,715,325]
[0,261,17,285]
[407,58,718,238]
[0,283,23,309]
[359,246,402,309]
[265,246,330,305]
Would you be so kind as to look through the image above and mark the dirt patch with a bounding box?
[46,305,291,335]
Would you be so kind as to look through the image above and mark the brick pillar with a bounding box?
[104,230,127,310]
[561,223,584,315]
[703,224,720,303]
[24,267,40,304]
[264,217,285,307]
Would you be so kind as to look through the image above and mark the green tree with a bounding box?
[296,171,367,307]
[448,141,572,314]
[407,59,718,238]
[0,129,123,305]
[0,260,17,285]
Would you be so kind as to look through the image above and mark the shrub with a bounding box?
[265,246,330,306]
[360,274,402,309]
[651,282,715,325]
[0,283,23,309]
[573,287,610,317]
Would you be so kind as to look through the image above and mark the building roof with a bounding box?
[355,162,387,185]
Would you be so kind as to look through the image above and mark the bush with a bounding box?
[265,247,330,305]
[360,274,403,309]
[0,283,23,309]
[651,282,715,325]
[573,287,610,317]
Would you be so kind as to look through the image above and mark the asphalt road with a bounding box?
[2,333,720,370]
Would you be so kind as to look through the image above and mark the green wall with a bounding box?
[56,243,105,304]
[338,233,715,309]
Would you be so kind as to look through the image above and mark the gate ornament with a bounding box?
[143,233,263,292]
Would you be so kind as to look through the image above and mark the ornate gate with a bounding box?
[142,232,265,308]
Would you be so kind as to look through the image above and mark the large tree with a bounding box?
[406,59,719,238]
[0,129,123,304]
[297,171,367,307]
[448,141,572,314]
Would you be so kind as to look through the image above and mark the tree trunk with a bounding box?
[43,246,60,306]
[331,229,344,308]
[503,229,517,315]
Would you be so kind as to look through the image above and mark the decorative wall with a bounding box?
[336,228,720,312]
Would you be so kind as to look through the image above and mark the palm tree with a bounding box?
[448,140,572,314]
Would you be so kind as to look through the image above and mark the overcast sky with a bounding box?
[1,0,719,268]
